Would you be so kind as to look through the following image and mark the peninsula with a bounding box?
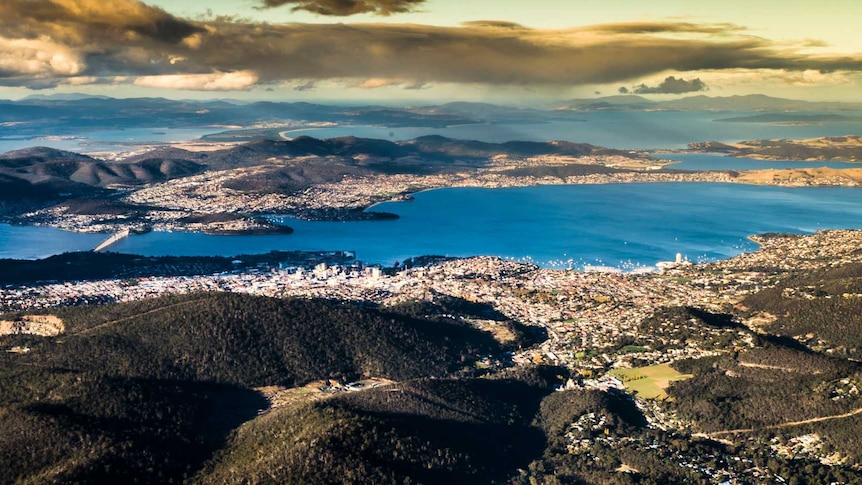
[4,134,862,236]
[688,135,862,162]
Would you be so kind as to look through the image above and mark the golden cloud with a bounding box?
[133,71,260,90]
[0,36,83,77]
[0,0,861,91]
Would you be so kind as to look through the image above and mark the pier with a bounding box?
[93,228,131,252]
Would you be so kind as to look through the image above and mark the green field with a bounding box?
[609,364,693,400]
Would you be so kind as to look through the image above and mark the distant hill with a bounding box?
[0,135,628,193]
[0,134,636,222]
[688,135,862,161]
[715,113,860,123]
[557,95,654,110]
[0,146,205,187]
[558,94,862,112]
[0,97,479,136]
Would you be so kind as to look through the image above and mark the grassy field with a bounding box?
[609,364,693,400]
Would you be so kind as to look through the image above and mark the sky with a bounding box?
[2,0,862,103]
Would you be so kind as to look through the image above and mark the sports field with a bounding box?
[609,363,693,400]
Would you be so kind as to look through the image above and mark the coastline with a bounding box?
[9,172,862,237]
[5,182,861,271]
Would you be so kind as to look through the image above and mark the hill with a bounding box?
[0,135,638,226]
[558,94,862,112]
[0,147,206,187]
[742,262,862,359]
[6,293,514,387]
[0,135,632,190]
[689,135,862,162]
[715,113,860,124]
[194,375,557,484]
[0,292,542,484]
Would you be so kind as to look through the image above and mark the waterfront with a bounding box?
[4,183,862,268]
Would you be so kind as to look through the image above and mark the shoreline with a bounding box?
[5,182,859,272]
[8,176,862,236]
[0,227,807,276]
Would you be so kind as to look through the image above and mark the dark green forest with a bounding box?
[3,285,862,483]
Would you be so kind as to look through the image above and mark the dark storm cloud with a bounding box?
[461,21,528,30]
[187,21,862,85]
[633,76,709,94]
[1,0,862,91]
[256,0,426,16]
[0,0,203,44]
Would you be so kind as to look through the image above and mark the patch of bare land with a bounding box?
[689,135,862,162]
[735,167,862,186]
[256,378,396,410]
[0,314,64,337]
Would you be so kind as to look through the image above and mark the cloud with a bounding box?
[461,21,527,30]
[257,0,425,16]
[580,21,746,35]
[188,21,862,86]
[0,0,204,45]
[633,76,709,94]
[0,37,83,77]
[355,77,405,89]
[1,0,862,92]
[292,80,318,91]
[698,68,854,88]
[133,71,259,90]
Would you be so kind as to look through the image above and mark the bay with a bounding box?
[3,183,862,270]
[0,127,221,154]
[0,224,104,260]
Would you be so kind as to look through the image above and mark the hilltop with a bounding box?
[4,293,518,387]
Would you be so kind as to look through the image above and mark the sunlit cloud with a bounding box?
[0,0,861,93]
[0,37,83,77]
[133,71,259,90]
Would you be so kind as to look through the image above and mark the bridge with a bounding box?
[93,228,131,252]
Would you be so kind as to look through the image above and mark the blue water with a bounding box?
[0,127,221,154]
[664,153,862,171]
[2,111,859,154]
[4,183,862,269]
[0,224,104,260]
[283,111,862,149]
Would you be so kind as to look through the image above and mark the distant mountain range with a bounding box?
[2,94,860,142]
[0,135,633,217]
[557,94,862,111]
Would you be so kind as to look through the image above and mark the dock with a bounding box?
[93,228,131,252]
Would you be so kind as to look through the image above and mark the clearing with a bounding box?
[609,363,693,400]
